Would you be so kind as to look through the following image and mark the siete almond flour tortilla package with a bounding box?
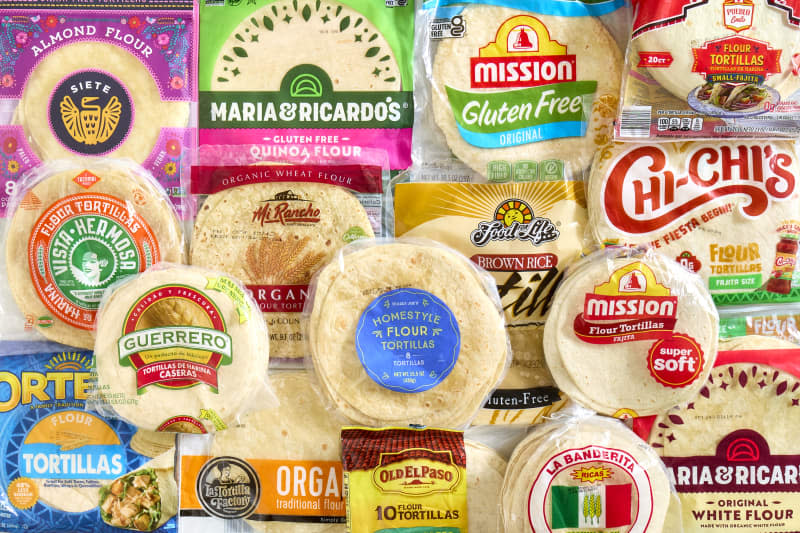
[394,180,587,425]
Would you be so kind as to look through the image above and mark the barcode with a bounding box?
[619,106,652,138]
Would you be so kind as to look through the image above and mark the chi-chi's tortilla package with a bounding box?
[198,0,414,174]
[543,247,719,418]
[190,163,382,365]
[0,348,177,532]
[618,0,800,140]
[643,337,800,533]
[590,140,800,307]
[0,0,196,218]
[412,0,628,182]
[394,180,586,425]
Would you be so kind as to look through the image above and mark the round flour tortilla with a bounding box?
[588,140,800,296]
[94,265,269,433]
[431,5,621,178]
[308,240,509,428]
[211,0,400,92]
[17,42,189,162]
[634,0,800,103]
[191,182,374,362]
[502,416,673,533]
[543,249,719,416]
[466,440,506,533]
[5,162,184,348]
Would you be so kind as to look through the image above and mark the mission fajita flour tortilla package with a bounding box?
[190,163,381,365]
[589,140,800,307]
[0,349,178,532]
[0,0,196,218]
[502,411,684,533]
[640,337,800,533]
[617,0,800,140]
[394,180,587,425]
[305,238,510,429]
[92,264,274,434]
[543,246,719,418]
[412,0,628,182]
[1,159,185,349]
[198,0,414,175]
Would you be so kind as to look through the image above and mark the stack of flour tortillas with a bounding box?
[502,414,679,533]
[93,264,271,433]
[191,180,374,363]
[544,247,719,417]
[307,239,509,428]
[4,160,184,348]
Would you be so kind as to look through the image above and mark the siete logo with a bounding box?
[470,15,576,89]
[602,144,796,235]
[723,0,754,32]
[196,456,260,519]
[252,190,321,226]
[372,451,461,496]
[470,198,559,247]
[49,70,133,156]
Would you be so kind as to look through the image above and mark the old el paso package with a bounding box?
[0,350,176,533]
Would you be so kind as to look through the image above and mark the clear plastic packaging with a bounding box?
[90,262,274,434]
[303,237,512,429]
[2,158,185,349]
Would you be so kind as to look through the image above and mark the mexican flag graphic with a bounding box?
[551,484,632,529]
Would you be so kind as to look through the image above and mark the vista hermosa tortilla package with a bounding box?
[412,0,628,182]
[0,0,196,218]
[394,180,587,425]
[0,349,177,533]
[617,0,800,140]
[198,0,414,174]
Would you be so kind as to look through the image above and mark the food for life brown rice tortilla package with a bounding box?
[617,0,800,140]
[394,180,588,425]
[589,140,800,308]
[636,337,800,533]
[411,0,630,183]
[304,237,511,429]
[189,162,384,366]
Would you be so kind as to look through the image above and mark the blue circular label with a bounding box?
[355,288,460,393]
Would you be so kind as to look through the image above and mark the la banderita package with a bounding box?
[394,180,587,425]
[0,0,196,218]
[0,349,178,533]
[198,0,414,174]
[412,0,629,182]
[617,0,800,140]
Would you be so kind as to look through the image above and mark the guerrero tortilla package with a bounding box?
[642,337,800,533]
[0,0,196,218]
[589,140,800,307]
[412,0,628,182]
[305,238,510,429]
[394,180,586,425]
[1,159,185,348]
[198,0,414,174]
[92,264,274,434]
[617,0,800,140]
[190,163,383,365]
[0,348,178,532]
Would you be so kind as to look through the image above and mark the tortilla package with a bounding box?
[306,238,510,429]
[617,0,800,140]
[543,247,719,417]
[190,164,381,365]
[92,264,272,434]
[590,140,800,307]
[198,0,413,174]
[719,303,800,344]
[2,160,184,349]
[0,0,196,218]
[0,349,177,532]
[412,0,627,182]
[502,413,682,533]
[395,180,586,425]
[643,336,800,533]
